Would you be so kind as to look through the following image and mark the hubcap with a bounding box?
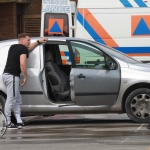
[131,94,150,119]
[0,111,7,138]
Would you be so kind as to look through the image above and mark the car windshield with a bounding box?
[90,41,141,64]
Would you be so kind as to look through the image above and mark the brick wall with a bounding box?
[0,2,17,41]
[0,0,42,41]
[0,0,77,41]
[22,0,42,36]
[24,0,42,15]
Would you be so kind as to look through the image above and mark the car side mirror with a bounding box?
[106,62,117,70]
[75,56,80,64]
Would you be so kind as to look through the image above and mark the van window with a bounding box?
[59,45,71,65]
[44,13,69,37]
[70,41,106,69]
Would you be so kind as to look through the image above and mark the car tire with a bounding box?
[0,95,5,112]
[125,88,150,123]
[0,94,17,125]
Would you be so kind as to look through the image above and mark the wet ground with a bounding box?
[0,114,150,150]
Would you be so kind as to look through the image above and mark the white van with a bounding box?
[41,0,150,62]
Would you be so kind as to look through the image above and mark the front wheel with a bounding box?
[125,88,150,123]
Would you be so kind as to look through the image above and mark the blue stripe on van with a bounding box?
[120,0,133,7]
[64,52,71,62]
[114,47,150,54]
[134,0,148,7]
[77,12,150,55]
[77,12,106,45]
[120,0,148,7]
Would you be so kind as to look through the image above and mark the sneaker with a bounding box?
[20,122,27,127]
[146,125,150,130]
[16,122,27,129]
[16,123,23,129]
[7,123,17,129]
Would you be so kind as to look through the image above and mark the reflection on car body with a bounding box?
[0,37,150,123]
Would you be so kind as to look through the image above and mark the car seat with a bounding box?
[45,50,70,101]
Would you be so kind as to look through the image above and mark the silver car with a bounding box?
[0,37,150,123]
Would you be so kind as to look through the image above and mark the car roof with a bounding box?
[0,36,93,46]
[0,36,139,64]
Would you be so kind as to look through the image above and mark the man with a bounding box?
[2,33,47,129]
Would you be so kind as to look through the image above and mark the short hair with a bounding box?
[18,33,31,40]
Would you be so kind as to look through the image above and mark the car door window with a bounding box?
[70,41,106,69]
[59,45,71,65]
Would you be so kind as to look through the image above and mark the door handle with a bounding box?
[77,74,86,78]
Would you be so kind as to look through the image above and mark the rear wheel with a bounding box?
[0,94,7,137]
[125,88,150,123]
[0,95,5,112]
[0,94,17,124]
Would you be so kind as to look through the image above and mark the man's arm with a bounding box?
[20,54,27,87]
[28,37,48,51]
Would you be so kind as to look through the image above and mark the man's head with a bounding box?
[18,33,31,48]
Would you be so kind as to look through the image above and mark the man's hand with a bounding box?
[20,78,27,87]
[39,37,48,44]
[28,37,48,51]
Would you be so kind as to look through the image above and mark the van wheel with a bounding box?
[125,88,150,123]
[0,95,17,124]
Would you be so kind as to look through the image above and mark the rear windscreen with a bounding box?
[44,13,69,37]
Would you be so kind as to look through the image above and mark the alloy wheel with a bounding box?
[131,94,150,119]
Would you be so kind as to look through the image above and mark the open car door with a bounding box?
[67,40,121,106]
